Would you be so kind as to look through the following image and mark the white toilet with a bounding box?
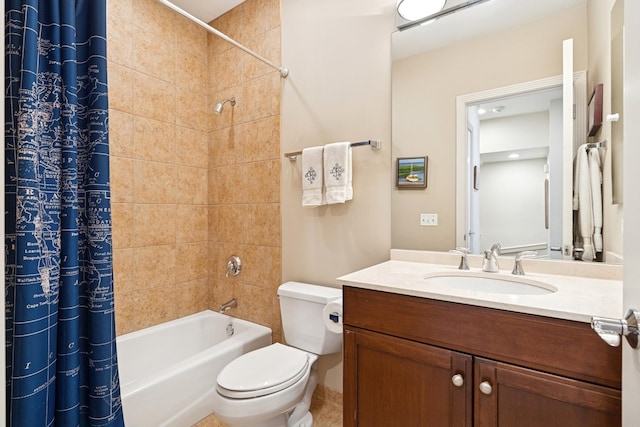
[212,282,343,427]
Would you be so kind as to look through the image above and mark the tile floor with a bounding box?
[194,386,343,426]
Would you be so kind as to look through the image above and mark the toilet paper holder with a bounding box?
[328,312,341,323]
[323,298,344,334]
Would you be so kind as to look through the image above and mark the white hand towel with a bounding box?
[324,142,351,204]
[301,146,325,207]
[589,148,603,253]
[576,145,594,261]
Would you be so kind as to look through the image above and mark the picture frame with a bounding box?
[396,156,427,189]
[587,83,603,136]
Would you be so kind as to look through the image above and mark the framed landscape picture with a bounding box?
[396,156,427,189]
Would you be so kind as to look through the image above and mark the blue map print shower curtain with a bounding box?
[5,1,125,426]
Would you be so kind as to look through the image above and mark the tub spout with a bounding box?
[219,299,238,314]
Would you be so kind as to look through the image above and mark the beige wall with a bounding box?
[391,4,589,251]
[281,0,396,391]
[588,0,624,259]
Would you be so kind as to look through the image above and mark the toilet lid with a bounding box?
[217,343,310,399]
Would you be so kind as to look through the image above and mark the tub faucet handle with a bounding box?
[225,255,242,277]
[449,247,470,270]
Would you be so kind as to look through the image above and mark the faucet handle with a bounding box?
[515,250,537,260]
[512,250,538,275]
[225,255,242,278]
[449,247,470,270]
[450,247,470,254]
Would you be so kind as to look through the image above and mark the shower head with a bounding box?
[214,97,236,115]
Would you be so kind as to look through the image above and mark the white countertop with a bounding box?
[337,254,623,323]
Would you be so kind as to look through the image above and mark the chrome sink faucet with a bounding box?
[482,243,501,273]
[511,250,538,275]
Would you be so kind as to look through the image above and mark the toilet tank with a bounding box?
[277,282,342,355]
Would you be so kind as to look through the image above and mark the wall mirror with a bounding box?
[391,0,623,263]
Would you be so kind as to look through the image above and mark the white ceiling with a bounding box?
[165,0,245,23]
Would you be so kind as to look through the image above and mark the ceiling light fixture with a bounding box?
[398,0,493,31]
[507,153,520,159]
[397,0,446,21]
[478,108,486,115]
[420,18,437,26]
[492,106,505,113]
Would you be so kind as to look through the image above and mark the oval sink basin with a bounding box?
[424,272,557,295]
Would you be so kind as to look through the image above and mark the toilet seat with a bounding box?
[217,343,310,399]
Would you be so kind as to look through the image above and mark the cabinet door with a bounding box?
[344,327,472,427]
[474,358,621,427]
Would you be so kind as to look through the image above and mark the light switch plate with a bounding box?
[420,213,438,226]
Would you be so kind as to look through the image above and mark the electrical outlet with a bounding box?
[420,213,438,226]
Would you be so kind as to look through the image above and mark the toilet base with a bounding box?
[286,361,317,427]
[289,411,313,427]
[220,409,312,427]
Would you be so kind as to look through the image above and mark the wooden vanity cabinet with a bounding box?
[474,357,621,427]
[343,286,622,427]
[344,327,473,426]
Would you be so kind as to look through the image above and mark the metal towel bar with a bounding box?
[284,139,382,161]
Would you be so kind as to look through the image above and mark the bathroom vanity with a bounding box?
[338,251,623,427]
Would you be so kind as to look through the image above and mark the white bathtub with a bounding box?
[117,310,272,427]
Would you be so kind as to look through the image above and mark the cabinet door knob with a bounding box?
[479,381,493,395]
[451,374,464,387]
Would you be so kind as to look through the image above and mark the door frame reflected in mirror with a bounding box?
[455,71,587,258]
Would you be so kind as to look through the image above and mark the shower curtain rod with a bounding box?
[156,0,289,78]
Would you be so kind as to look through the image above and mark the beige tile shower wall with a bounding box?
[107,0,211,335]
[207,0,283,341]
